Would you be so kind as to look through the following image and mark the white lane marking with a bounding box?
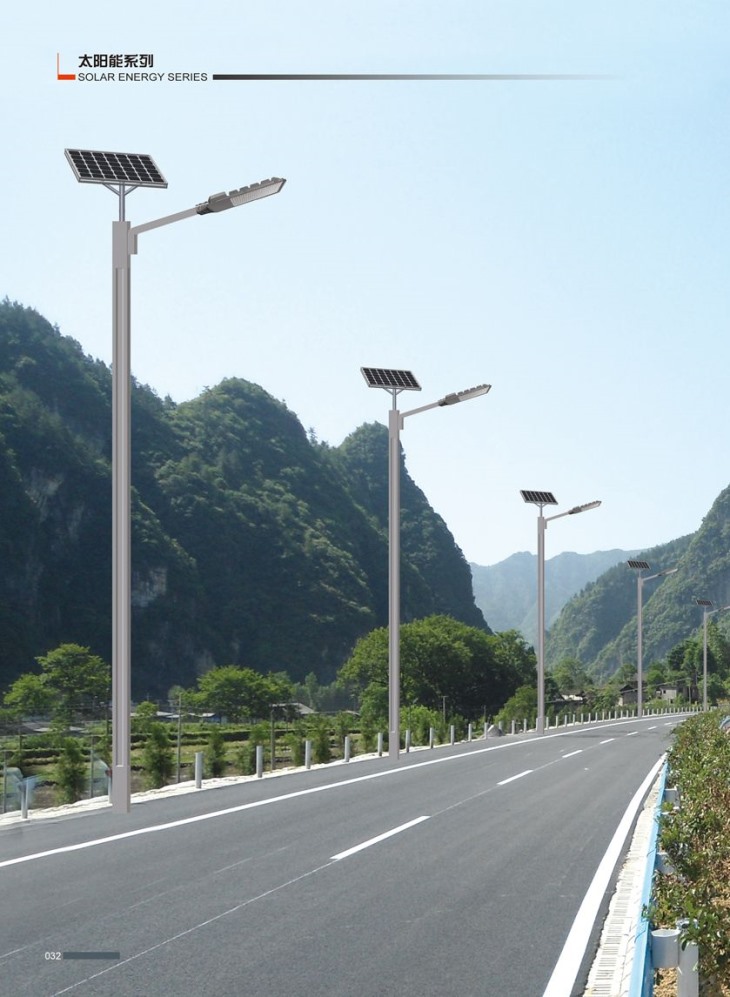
[647,725,658,730]
[331,816,429,861]
[562,750,583,759]
[541,755,665,997]
[600,738,615,745]
[498,770,533,786]
[627,731,638,737]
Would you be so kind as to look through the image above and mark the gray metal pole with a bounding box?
[702,609,708,712]
[536,511,546,736]
[110,220,132,813]
[388,404,402,760]
[88,734,95,800]
[637,576,644,720]
[176,693,183,782]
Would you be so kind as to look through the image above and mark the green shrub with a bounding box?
[359,719,376,753]
[286,727,305,767]
[310,716,331,764]
[55,738,86,804]
[142,723,174,789]
[206,726,227,777]
[236,741,257,776]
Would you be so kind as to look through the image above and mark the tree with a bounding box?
[132,700,158,734]
[3,673,53,718]
[35,644,109,726]
[551,657,590,694]
[339,616,533,720]
[497,685,537,726]
[194,665,293,723]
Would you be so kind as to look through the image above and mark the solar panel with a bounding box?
[696,599,713,607]
[65,149,168,188]
[627,560,651,570]
[361,367,421,391]
[520,490,558,506]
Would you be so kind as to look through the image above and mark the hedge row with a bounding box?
[650,710,730,993]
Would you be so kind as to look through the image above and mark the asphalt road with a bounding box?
[0,716,682,997]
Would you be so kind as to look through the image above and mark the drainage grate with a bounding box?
[583,777,662,996]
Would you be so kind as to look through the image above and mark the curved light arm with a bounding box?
[403,383,491,421]
[644,567,678,583]
[545,500,601,524]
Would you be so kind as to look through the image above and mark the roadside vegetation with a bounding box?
[649,711,730,995]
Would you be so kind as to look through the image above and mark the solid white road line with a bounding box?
[541,755,665,997]
[331,816,430,861]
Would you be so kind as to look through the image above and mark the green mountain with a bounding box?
[470,548,637,647]
[0,300,486,699]
[543,524,723,677]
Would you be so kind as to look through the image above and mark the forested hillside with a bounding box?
[545,497,730,677]
[0,300,486,698]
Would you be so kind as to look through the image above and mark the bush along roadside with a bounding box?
[647,710,730,994]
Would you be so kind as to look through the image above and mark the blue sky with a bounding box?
[3,2,728,567]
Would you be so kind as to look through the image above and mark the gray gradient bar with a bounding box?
[212,73,611,81]
[62,952,121,961]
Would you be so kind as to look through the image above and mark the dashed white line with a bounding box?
[600,738,615,745]
[331,816,430,861]
[498,770,533,786]
[627,731,638,737]
[562,750,583,759]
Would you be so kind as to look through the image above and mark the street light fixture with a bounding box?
[521,491,601,735]
[695,599,730,711]
[67,148,286,813]
[627,560,678,719]
[362,368,491,759]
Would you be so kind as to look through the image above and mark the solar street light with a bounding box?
[627,561,678,718]
[67,149,285,813]
[521,491,601,735]
[695,599,730,711]
[362,368,490,759]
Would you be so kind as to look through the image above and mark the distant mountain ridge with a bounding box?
[546,483,730,677]
[470,549,637,648]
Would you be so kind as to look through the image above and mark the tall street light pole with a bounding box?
[521,492,601,735]
[695,599,730,711]
[627,560,678,719]
[362,368,491,759]
[66,150,286,813]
